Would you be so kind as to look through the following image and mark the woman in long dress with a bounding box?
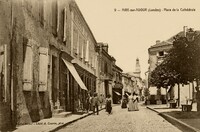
[127,93,134,111]
[132,93,139,111]
[106,94,112,114]
[128,92,139,111]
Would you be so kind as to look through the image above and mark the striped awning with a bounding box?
[62,58,87,91]
[114,91,121,96]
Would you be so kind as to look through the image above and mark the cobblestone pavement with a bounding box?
[57,105,181,132]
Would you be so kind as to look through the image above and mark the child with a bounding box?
[106,94,112,114]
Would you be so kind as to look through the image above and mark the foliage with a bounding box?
[143,87,150,97]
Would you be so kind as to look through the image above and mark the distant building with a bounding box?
[122,73,136,95]
[96,43,115,98]
[112,61,123,104]
[126,58,144,98]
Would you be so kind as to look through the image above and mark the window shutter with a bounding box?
[56,0,60,33]
[81,41,84,59]
[63,7,67,42]
[39,47,48,91]
[0,45,4,76]
[0,45,7,102]
[77,33,79,55]
[23,43,33,91]
[85,40,89,62]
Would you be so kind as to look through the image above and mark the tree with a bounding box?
[150,29,200,107]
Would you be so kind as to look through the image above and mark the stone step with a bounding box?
[53,112,72,118]
[53,109,64,114]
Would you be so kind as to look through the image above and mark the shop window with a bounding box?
[39,47,48,91]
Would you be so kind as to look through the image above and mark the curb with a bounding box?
[49,105,119,132]
[147,106,200,132]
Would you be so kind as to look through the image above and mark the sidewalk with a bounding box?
[13,104,118,132]
[147,103,200,132]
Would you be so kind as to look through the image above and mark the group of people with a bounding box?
[85,93,112,115]
[121,92,139,111]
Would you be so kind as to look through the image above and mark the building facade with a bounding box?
[122,73,135,95]
[112,62,123,104]
[0,0,100,130]
[96,43,114,98]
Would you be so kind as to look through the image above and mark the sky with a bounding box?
[75,0,200,79]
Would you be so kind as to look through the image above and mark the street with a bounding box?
[57,104,181,132]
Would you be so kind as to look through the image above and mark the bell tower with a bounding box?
[134,58,141,77]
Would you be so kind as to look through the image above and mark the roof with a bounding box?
[150,41,172,49]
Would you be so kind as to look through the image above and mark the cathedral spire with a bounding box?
[134,58,141,77]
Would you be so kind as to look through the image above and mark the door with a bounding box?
[52,56,57,108]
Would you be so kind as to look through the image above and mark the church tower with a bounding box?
[134,58,141,78]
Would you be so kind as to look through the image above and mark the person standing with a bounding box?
[196,86,200,112]
[106,94,112,114]
[85,93,91,113]
[99,94,104,109]
[132,93,139,111]
[127,93,134,111]
[121,95,127,108]
[91,93,100,115]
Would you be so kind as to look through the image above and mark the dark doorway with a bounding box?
[52,56,57,108]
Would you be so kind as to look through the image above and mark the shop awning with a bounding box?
[114,91,121,96]
[62,59,88,91]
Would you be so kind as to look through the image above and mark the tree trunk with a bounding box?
[166,88,168,106]
[192,81,194,100]
[178,84,180,107]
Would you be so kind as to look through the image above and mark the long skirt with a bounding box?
[128,100,139,111]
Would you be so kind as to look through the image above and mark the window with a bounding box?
[158,51,164,56]
[39,47,48,91]
[104,62,108,74]
[52,0,58,36]
[39,0,44,26]
[0,45,7,102]
[23,40,33,91]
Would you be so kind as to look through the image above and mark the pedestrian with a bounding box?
[133,93,139,111]
[127,92,139,111]
[106,94,112,114]
[85,93,91,113]
[196,86,200,112]
[121,95,127,108]
[91,93,100,115]
[99,94,104,109]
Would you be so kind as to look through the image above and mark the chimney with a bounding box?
[183,26,188,37]
[102,43,108,52]
[156,40,160,44]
